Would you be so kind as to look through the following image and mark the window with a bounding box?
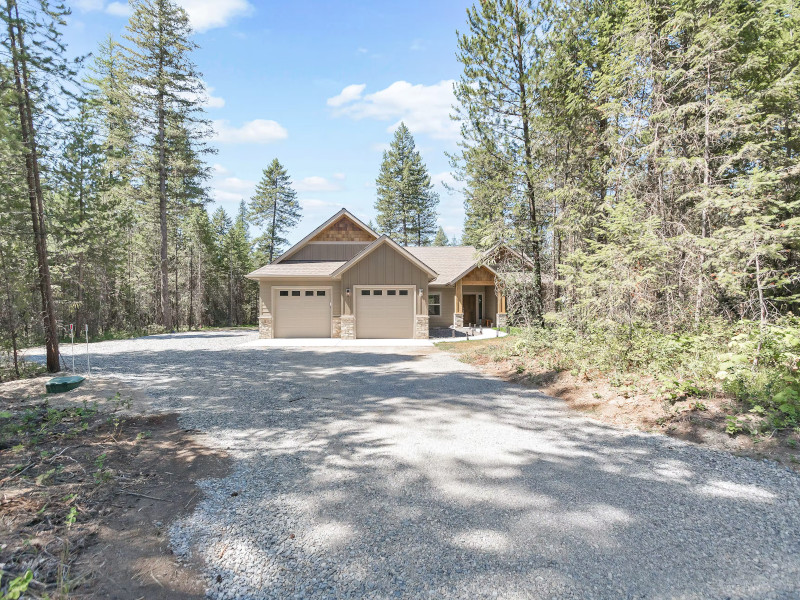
[279,290,289,297]
[428,293,441,316]
[361,290,370,295]
[316,290,326,296]
[305,290,314,296]
[291,290,301,297]
[373,290,383,296]
[399,289,409,296]
[387,290,396,296]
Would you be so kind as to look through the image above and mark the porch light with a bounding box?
[346,288,351,296]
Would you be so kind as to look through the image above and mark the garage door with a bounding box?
[356,288,414,339]
[274,288,331,338]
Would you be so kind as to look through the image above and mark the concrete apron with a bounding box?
[238,329,507,349]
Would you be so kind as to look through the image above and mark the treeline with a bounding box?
[0,0,260,375]
[454,0,800,331]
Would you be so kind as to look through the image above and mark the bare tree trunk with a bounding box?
[695,14,712,327]
[188,244,194,330]
[6,0,60,372]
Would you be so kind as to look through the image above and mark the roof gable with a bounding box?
[274,209,379,264]
[332,236,438,279]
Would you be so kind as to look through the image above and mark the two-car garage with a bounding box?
[272,286,416,339]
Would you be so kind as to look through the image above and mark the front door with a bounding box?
[463,294,477,326]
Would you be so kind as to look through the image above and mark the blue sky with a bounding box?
[63,0,473,245]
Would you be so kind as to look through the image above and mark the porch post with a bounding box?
[496,289,508,328]
[454,280,464,328]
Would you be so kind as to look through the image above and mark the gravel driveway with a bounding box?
[29,330,800,599]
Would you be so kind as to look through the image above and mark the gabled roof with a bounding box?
[331,235,439,279]
[273,209,379,264]
[246,261,345,279]
[403,246,484,286]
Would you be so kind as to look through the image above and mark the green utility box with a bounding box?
[45,376,85,394]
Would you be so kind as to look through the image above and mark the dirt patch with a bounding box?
[442,340,800,472]
[0,376,229,599]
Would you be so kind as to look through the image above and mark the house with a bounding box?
[246,209,520,339]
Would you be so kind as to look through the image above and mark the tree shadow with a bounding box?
[26,331,800,598]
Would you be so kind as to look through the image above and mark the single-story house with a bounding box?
[246,209,526,339]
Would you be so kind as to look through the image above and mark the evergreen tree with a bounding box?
[248,158,301,263]
[433,226,449,246]
[123,0,212,331]
[375,123,439,246]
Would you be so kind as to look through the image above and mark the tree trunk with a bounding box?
[188,244,194,330]
[6,0,60,372]
[270,190,277,263]
[695,38,712,326]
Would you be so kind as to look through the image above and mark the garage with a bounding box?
[274,288,331,338]
[356,287,414,338]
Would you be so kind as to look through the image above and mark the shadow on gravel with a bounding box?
[29,331,800,599]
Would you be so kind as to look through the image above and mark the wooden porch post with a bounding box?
[454,280,464,327]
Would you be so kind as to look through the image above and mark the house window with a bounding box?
[305,290,314,296]
[361,290,370,295]
[428,293,441,316]
[291,290,301,296]
[279,290,289,297]
[399,290,409,296]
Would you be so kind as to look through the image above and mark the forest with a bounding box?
[1,0,800,432]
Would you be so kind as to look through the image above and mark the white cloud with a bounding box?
[295,176,344,193]
[204,85,225,109]
[213,119,288,144]
[212,176,256,203]
[177,0,253,32]
[328,80,459,141]
[431,171,459,189]
[327,84,366,107]
[332,173,346,181]
[105,1,130,16]
[212,163,230,176]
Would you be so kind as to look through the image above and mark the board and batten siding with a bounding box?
[259,279,342,317]
[282,242,370,262]
[429,286,455,327]
[340,243,429,316]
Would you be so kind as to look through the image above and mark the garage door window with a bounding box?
[292,290,301,296]
[316,290,326,296]
[399,290,409,296]
[387,290,396,295]
[305,290,314,296]
[373,290,383,296]
[361,290,370,295]
[428,293,441,316]
[279,290,288,297]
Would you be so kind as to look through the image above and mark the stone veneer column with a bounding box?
[453,313,464,328]
[340,315,356,340]
[331,316,342,339]
[496,313,508,328]
[414,315,429,339]
[258,315,273,339]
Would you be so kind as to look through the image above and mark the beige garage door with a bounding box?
[274,288,331,338]
[356,288,414,339]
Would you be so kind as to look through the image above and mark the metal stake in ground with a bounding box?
[70,324,75,374]
[85,324,90,375]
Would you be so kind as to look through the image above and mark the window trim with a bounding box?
[428,293,441,316]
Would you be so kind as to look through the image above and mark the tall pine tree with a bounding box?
[248,158,301,263]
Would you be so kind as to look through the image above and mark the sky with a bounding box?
[63,0,474,245]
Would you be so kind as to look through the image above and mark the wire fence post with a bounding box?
[85,324,90,375]
[70,324,75,374]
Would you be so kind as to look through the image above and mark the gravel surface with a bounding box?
[27,330,800,599]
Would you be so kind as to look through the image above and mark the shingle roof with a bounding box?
[404,246,482,285]
[246,261,345,279]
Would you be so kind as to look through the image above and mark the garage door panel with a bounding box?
[356,288,414,339]
[275,289,331,338]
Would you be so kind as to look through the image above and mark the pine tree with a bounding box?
[248,158,301,263]
[433,226,448,246]
[1,0,77,371]
[375,123,439,246]
[123,0,212,331]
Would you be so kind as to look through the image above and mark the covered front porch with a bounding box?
[427,265,508,331]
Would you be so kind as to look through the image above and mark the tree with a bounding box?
[248,158,301,263]
[454,0,544,316]
[433,226,449,246]
[1,0,76,371]
[123,0,211,331]
[375,123,439,246]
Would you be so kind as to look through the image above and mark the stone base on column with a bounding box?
[453,313,464,328]
[496,312,508,328]
[340,315,355,339]
[414,315,429,339]
[258,315,273,339]
[332,316,341,338]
